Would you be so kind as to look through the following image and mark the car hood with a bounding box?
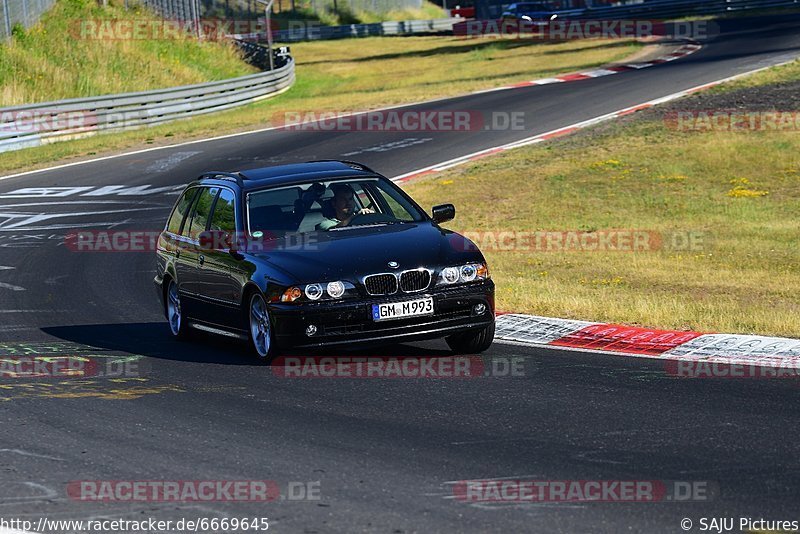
[248,222,483,284]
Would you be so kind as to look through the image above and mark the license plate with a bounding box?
[372,297,434,322]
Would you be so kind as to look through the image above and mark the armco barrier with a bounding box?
[0,50,294,153]
[457,0,800,38]
[477,0,799,20]
[577,0,800,19]
[233,17,461,42]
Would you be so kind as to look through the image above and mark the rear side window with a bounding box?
[166,188,198,235]
[210,189,237,234]
[185,187,219,239]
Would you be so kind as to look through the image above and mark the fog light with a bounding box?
[473,303,487,316]
[306,324,318,336]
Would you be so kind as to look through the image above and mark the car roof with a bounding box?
[193,161,380,192]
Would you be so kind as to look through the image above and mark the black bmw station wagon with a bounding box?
[155,161,495,360]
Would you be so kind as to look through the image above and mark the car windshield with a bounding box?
[246,177,426,237]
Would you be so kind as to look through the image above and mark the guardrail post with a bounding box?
[2,0,11,38]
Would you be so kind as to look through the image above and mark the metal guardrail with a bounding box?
[233,17,461,42]
[308,0,423,14]
[0,48,294,153]
[476,0,800,19]
[576,0,800,19]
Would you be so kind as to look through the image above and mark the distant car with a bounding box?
[154,161,495,360]
[450,5,476,18]
[501,2,557,23]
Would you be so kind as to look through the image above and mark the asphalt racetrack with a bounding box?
[1,15,799,533]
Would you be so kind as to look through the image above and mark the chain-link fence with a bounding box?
[141,0,423,21]
[0,0,56,39]
[307,0,422,14]
[140,0,200,21]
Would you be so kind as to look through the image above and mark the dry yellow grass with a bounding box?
[405,118,800,337]
[0,33,640,173]
[0,0,257,106]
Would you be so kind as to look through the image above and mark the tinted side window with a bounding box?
[210,189,236,234]
[166,188,197,234]
[186,187,219,239]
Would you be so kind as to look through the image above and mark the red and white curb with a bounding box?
[495,314,800,369]
[393,55,799,184]
[474,41,702,92]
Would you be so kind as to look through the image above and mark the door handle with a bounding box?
[199,255,205,266]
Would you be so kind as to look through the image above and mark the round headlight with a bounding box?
[442,267,460,284]
[305,283,323,300]
[326,281,345,299]
[461,264,477,282]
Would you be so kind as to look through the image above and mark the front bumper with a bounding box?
[270,280,495,349]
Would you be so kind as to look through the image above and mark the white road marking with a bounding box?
[0,184,181,198]
[0,283,25,292]
[0,449,64,461]
[342,137,433,157]
[144,151,201,173]
[392,58,800,183]
[80,184,181,196]
[0,200,158,208]
[0,207,164,230]
[0,310,70,313]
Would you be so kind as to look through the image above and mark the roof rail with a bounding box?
[200,171,244,187]
[310,160,377,174]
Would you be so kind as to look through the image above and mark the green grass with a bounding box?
[271,0,446,26]
[0,33,641,174]
[0,0,257,105]
[706,57,800,92]
[403,60,800,337]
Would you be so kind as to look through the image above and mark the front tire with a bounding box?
[446,321,495,354]
[166,280,191,339]
[248,293,275,361]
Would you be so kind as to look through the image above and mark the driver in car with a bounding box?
[317,183,375,231]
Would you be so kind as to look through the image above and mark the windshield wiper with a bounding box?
[329,221,400,231]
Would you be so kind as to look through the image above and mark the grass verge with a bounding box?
[403,60,800,337]
[0,34,641,174]
[0,0,257,106]
[272,1,446,26]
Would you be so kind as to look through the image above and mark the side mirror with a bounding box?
[432,204,456,224]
